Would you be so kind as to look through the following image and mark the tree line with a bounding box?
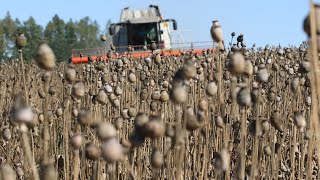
[0,12,112,62]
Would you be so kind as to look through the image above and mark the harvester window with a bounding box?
[128,23,158,46]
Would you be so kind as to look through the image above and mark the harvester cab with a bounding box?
[109,5,177,51]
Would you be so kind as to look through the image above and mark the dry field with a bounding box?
[1,10,320,180]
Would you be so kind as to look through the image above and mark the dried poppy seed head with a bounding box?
[0,163,16,180]
[291,77,300,93]
[65,67,76,82]
[13,107,34,124]
[16,33,26,49]
[128,73,136,83]
[206,81,218,96]
[2,128,11,141]
[96,122,117,140]
[261,120,270,133]
[160,90,170,102]
[151,148,163,169]
[115,117,123,130]
[294,112,306,131]
[35,42,56,71]
[55,107,63,117]
[263,146,272,156]
[70,134,82,149]
[244,60,253,76]
[214,148,230,171]
[101,138,123,163]
[237,87,251,107]
[77,108,92,126]
[185,107,201,131]
[154,54,161,65]
[215,115,224,128]
[228,52,246,75]
[151,91,161,101]
[198,99,208,111]
[210,20,224,42]
[270,110,283,132]
[171,84,188,104]
[128,107,137,118]
[256,68,269,83]
[144,116,165,138]
[72,81,85,98]
[85,142,100,160]
[96,90,108,105]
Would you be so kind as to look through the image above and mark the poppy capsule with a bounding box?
[210,20,224,42]
[16,33,26,49]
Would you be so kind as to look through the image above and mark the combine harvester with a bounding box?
[71,5,213,63]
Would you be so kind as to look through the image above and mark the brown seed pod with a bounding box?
[70,134,82,149]
[166,125,175,138]
[96,122,116,140]
[206,81,218,96]
[16,33,26,49]
[291,77,300,93]
[237,87,251,107]
[198,99,208,111]
[97,90,108,105]
[55,107,63,117]
[101,34,107,42]
[40,159,57,180]
[85,142,100,160]
[72,81,85,98]
[215,115,224,128]
[128,107,137,118]
[150,101,158,111]
[294,112,306,131]
[101,138,123,163]
[72,109,78,117]
[134,112,149,133]
[65,67,76,82]
[128,73,136,83]
[35,42,56,71]
[171,84,188,104]
[2,128,11,141]
[160,90,170,102]
[244,60,253,76]
[210,20,224,42]
[263,146,272,156]
[151,148,163,169]
[182,62,196,79]
[154,54,162,65]
[228,52,245,75]
[162,80,169,88]
[261,120,270,134]
[270,110,283,132]
[144,116,165,138]
[115,86,123,96]
[115,117,123,130]
[16,166,24,177]
[214,148,230,171]
[38,89,46,99]
[0,163,16,180]
[13,107,34,124]
[151,91,161,101]
[77,108,92,126]
[256,68,269,83]
[186,107,201,131]
[140,88,149,100]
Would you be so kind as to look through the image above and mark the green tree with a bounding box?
[20,17,43,60]
[77,17,99,49]
[0,12,17,59]
[44,14,67,61]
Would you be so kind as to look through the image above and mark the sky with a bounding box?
[0,0,313,47]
